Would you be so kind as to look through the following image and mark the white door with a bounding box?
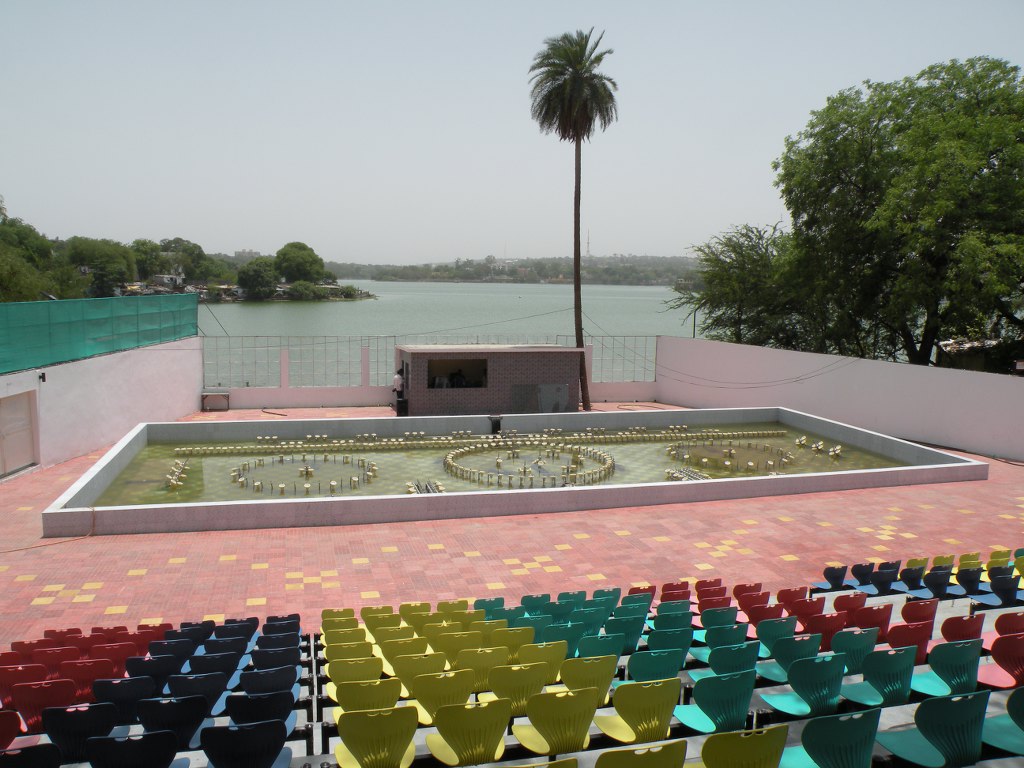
[0,392,36,477]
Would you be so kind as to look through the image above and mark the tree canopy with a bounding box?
[772,56,1024,365]
[678,57,1024,368]
[275,242,326,283]
[236,257,279,300]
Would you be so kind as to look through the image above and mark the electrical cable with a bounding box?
[0,508,95,554]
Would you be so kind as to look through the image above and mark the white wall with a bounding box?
[0,338,203,468]
[655,338,1024,461]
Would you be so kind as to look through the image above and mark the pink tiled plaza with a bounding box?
[3,403,1023,648]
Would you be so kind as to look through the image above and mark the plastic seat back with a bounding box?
[853,603,893,642]
[603,616,646,654]
[251,646,301,670]
[166,672,228,714]
[491,627,535,662]
[577,633,625,660]
[515,687,600,755]
[886,621,932,665]
[832,592,867,624]
[862,647,915,705]
[799,708,881,768]
[940,613,983,643]
[646,628,693,656]
[593,739,687,768]
[200,719,288,768]
[520,593,552,613]
[473,597,504,620]
[803,612,847,652]
[324,640,374,661]
[770,633,822,672]
[323,628,367,647]
[93,675,157,724]
[698,606,738,629]
[409,669,474,724]
[378,637,430,665]
[899,566,926,591]
[390,653,446,696]
[482,662,548,716]
[994,611,1024,637]
[991,575,1022,607]
[41,702,119,763]
[517,641,568,685]
[831,627,879,675]
[821,565,848,590]
[427,698,512,766]
[147,638,196,663]
[744,604,784,629]
[0,742,63,767]
[0,664,48,709]
[322,616,360,634]
[901,598,938,626]
[136,694,207,751]
[690,670,756,732]
[923,568,952,599]
[124,654,181,690]
[431,631,484,665]
[737,591,770,613]
[454,647,509,692]
[600,677,680,743]
[656,598,691,616]
[754,616,797,656]
[702,623,748,650]
[225,689,295,724]
[189,651,242,677]
[703,642,758,677]
[239,664,297,695]
[334,678,402,714]
[559,655,617,700]
[372,626,416,645]
[650,613,691,631]
[787,653,846,716]
[0,710,21,749]
[927,639,982,694]
[541,622,587,657]
[10,678,77,733]
[626,649,684,681]
[31,647,80,680]
[327,656,384,685]
[85,729,179,768]
[989,633,1024,686]
[700,723,788,768]
[883,690,990,767]
[776,586,809,609]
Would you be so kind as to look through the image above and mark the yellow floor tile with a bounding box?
[247,597,267,606]
[105,605,128,615]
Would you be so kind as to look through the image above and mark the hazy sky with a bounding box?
[3,1,1022,265]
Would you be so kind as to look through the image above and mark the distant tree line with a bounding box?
[671,57,1024,371]
[0,207,357,303]
[327,254,700,286]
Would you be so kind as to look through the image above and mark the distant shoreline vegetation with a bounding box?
[326,254,700,287]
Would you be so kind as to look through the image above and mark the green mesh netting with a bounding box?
[0,294,198,374]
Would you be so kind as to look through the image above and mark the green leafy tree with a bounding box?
[63,236,135,297]
[0,244,48,301]
[130,238,170,280]
[236,256,279,300]
[775,56,1024,364]
[275,242,325,283]
[286,280,327,301]
[530,28,618,409]
[669,225,794,345]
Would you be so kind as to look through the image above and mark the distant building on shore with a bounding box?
[234,249,262,260]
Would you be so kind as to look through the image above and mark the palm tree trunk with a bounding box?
[573,137,591,410]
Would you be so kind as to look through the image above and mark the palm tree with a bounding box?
[529,28,618,411]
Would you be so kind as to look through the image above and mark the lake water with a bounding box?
[197,281,697,339]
